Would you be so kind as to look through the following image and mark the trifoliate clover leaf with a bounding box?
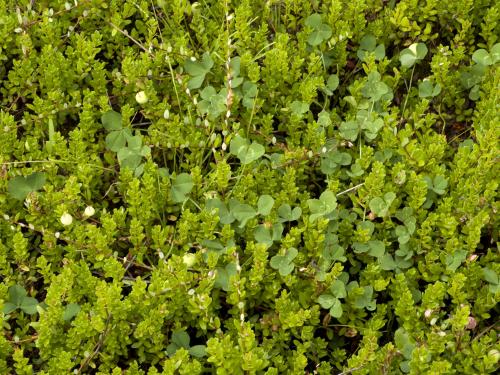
[105,128,132,152]
[2,285,39,315]
[330,279,347,298]
[369,192,396,217]
[229,135,265,165]
[305,14,332,46]
[214,262,238,291]
[277,204,302,222]
[357,34,385,61]
[290,101,310,116]
[206,198,235,224]
[318,294,336,309]
[472,49,493,66]
[101,110,122,131]
[399,43,428,68]
[170,173,194,203]
[307,190,337,222]
[339,120,359,141]
[317,110,332,128]
[270,248,298,276]
[321,151,352,175]
[184,52,213,89]
[8,172,47,201]
[230,202,257,228]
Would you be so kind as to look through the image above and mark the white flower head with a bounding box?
[84,206,95,217]
[183,253,196,267]
[60,212,73,226]
[135,91,148,104]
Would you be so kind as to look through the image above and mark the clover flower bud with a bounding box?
[84,206,95,217]
[135,91,148,104]
[60,212,73,226]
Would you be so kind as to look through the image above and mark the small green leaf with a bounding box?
[206,198,235,224]
[230,136,265,165]
[305,13,322,28]
[432,175,448,195]
[279,262,294,276]
[317,110,332,128]
[399,43,428,68]
[373,44,386,60]
[326,74,339,91]
[330,279,347,298]
[2,302,17,315]
[367,240,385,258]
[8,172,47,201]
[321,152,352,175]
[308,190,337,222]
[270,254,286,270]
[379,254,397,270]
[63,303,81,321]
[101,110,122,131]
[257,195,274,216]
[307,24,332,46]
[254,225,273,245]
[339,120,359,141]
[105,128,132,152]
[290,101,310,116]
[369,192,395,217]
[395,328,416,360]
[285,247,298,262]
[395,226,411,244]
[277,204,302,222]
[445,250,467,272]
[19,297,38,315]
[184,53,214,89]
[170,173,194,203]
[231,202,257,228]
[362,72,391,101]
[318,294,335,309]
[490,43,500,63]
[472,49,493,66]
[270,248,297,276]
[353,286,375,310]
[214,263,238,291]
[359,34,376,52]
[171,330,190,349]
[8,285,27,306]
[189,345,207,358]
[329,298,343,318]
[418,80,441,98]
[187,75,206,90]
[482,268,499,285]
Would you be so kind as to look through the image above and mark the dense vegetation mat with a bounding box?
[0,0,499,373]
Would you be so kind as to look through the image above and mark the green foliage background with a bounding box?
[0,0,499,373]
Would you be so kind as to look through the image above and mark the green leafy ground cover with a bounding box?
[0,0,499,373]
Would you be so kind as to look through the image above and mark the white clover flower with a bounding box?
[60,212,73,226]
[83,206,95,217]
[163,109,170,119]
[135,91,148,104]
[183,253,196,267]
